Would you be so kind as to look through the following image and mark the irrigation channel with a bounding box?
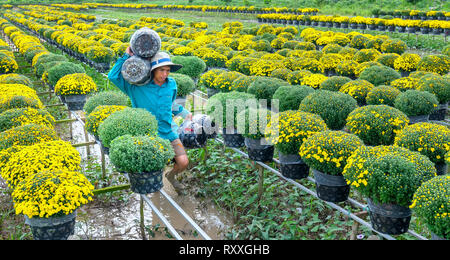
[4,19,450,240]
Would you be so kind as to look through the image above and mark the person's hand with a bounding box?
[126,46,134,56]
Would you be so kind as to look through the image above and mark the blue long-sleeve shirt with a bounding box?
[108,53,190,142]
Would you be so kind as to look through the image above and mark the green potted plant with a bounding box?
[170,72,196,107]
[352,48,381,63]
[85,105,128,140]
[83,90,130,115]
[416,74,450,120]
[273,85,315,112]
[46,62,85,88]
[395,122,450,176]
[366,85,401,107]
[343,145,436,235]
[300,130,364,202]
[237,107,274,162]
[300,90,357,130]
[339,79,375,106]
[345,105,409,146]
[12,169,94,240]
[109,134,174,194]
[206,91,256,148]
[380,39,407,55]
[394,90,439,123]
[247,76,288,101]
[319,76,352,92]
[410,176,450,240]
[171,55,206,79]
[265,110,328,179]
[359,65,401,86]
[97,107,159,154]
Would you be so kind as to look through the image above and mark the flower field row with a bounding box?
[0,32,95,222]
[257,13,450,33]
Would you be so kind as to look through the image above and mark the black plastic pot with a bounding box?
[128,170,163,194]
[367,199,411,235]
[312,169,350,203]
[222,128,245,148]
[244,138,274,162]
[278,153,309,179]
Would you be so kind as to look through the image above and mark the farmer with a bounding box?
[108,47,191,194]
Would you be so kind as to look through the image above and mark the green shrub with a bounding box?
[0,96,42,114]
[375,53,400,68]
[83,90,130,115]
[443,44,450,56]
[269,68,292,81]
[85,105,128,137]
[319,76,352,91]
[300,90,357,130]
[349,35,370,50]
[299,130,364,176]
[47,62,86,87]
[206,91,255,129]
[0,74,33,87]
[366,85,401,107]
[273,85,315,112]
[395,122,450,165]
[416,74,450,104]
[85,46,116,64]
[110,135,174,173]
[171,55,206,78]
[346,105,409,146]
[236,107,272,139]
[97,107,159,148]
[359,65,401,86]
[231,75,258,93]
[410,176,450,239]
[247,77,288,100]
[170,73,195,97]
[286,70,312,85]
[394,90,439,117]
[343,146,436,207]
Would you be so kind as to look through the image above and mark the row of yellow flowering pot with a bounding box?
[0,45,95,239]
[257,14,450,35]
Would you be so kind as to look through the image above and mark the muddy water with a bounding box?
[68,111,233,240]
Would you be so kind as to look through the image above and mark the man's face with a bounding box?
[153,66,171,83]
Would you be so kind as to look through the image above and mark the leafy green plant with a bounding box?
[47,61,86,87]
[394,122,450,165]
[83,90,130,115]
[97,107,158,148]
[416,74,450,104]
[366,85,401,106]
[273,85,314,112]
[206,91,255,129]
[247,77,289,100]
[358,65,401,86]
[109,134,174,173]
[300,90,357,130]
[410,176,450,239]
[343,146,436,207]
[170,73,195,97]
[319,76,352,92]
[394,90,439,117]
[171,55,206,79]
[346,105,409,146]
